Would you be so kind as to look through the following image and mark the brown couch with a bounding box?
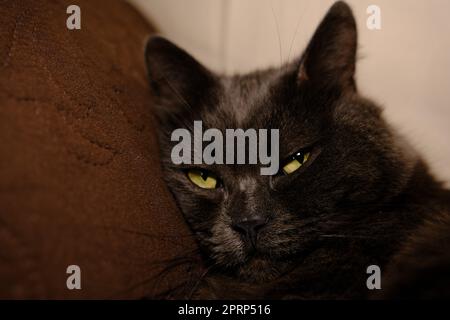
[0,0,201,298]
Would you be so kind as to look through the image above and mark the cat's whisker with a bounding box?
[319,234,379,240]
[107,249,203,299]
[269,0,283,69]
[286,1,310,67]
[187,265,215,299]
[88,224,195,248]
[159,72,194,113]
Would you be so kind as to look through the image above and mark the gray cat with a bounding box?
[145,1,450,299]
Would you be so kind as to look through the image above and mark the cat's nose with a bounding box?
[232,217,268,246]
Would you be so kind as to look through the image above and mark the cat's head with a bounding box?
[145,2,415,282]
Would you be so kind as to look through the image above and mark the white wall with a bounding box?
[130,0,450,184]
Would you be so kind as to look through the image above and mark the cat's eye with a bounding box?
[187,169,218,189]
[282,150,311,175]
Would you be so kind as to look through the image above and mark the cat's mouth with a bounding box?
[206,215,305,281]
[226,243,282,279]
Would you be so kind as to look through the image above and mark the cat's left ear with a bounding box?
[145,36,218,121]
[298,1,357,91]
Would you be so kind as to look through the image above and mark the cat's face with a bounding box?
[145,2,413,282]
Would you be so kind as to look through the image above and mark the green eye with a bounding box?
[282,151,310,175]
[187,169,218,189]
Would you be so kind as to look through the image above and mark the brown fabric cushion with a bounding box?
[0,0,200,298]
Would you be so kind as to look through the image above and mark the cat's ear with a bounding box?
[145,36,217,120]
[298,1,357,90]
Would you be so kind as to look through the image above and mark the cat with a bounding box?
[144,1,450,299]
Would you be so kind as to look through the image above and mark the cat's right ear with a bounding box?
[145,36,217,121]
[297,1,357,91]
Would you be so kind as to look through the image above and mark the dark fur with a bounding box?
[145,1,450,299]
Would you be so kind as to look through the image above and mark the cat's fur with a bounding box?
[145,1,450,299]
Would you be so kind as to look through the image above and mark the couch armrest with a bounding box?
[0,0,200,299]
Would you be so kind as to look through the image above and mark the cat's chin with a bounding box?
[236,254,288,283]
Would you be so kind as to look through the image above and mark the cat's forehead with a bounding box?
[203,69,282,129]
[197,67,327,156]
